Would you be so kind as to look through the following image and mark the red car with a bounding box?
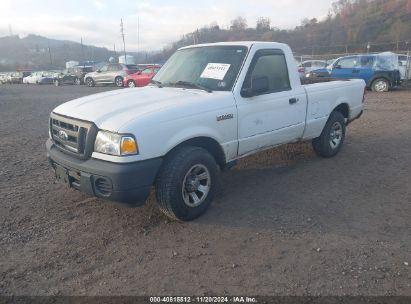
[123,65,161,88]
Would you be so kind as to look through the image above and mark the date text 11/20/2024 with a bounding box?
[149,296,257,303]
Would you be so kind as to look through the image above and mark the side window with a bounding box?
[108,65,117,71]
[243,50,291,96]
[303,62,312,68]
[358,56,374,68]
[100,65,109,72]
[141,68,152,75]
[337,58,357,69]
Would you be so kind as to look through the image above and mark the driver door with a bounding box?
[94,64,109,82]
[331,57,357,79]
[137,68,154,86]
[236,49,307,156]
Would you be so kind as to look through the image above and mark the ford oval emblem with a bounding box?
[58,130,68,141]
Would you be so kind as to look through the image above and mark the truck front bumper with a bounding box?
[46,139,163,206]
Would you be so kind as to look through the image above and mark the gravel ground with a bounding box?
[0,84,410,296]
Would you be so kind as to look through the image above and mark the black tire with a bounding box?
[54,80,60,86]
[155,146,219,221]
[115,76,123,87]
[312,111,346,158]
[127,80,136,88]
[371,78,389,92]
[74,77,81,85]
[86,77,95,87]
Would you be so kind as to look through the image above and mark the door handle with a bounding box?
[289,98,298,104]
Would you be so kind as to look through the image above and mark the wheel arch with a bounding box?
[332,102,349,120]
[164,136,226,169]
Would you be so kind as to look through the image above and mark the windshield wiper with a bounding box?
[150,79,163,88]
[171,80,212,93]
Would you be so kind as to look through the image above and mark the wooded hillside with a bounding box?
[153,0,411,61]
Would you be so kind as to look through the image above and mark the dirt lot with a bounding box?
[0,84,410,296]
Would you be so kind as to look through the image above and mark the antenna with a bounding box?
[120,18,127,64]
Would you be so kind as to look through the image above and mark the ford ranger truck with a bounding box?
[47,42,365,221]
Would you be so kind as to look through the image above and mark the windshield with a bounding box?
[152,45,248,91]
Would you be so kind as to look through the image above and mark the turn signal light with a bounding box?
[121,137,138,155]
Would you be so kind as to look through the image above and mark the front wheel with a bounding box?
[127,80,136,88]
[155,146,219,221]
[74,77,81,85]
[86,77,95,87]
[115,76,123,87]
[54,80,60,86]
[312,111,346,158]
[371,78,389,92]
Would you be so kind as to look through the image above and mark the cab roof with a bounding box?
[179,41,288,50]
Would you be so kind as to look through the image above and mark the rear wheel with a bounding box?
[115,76,123,87]
[155,146,219,221]
[86,77,95,87]
[54,79,60,86]
[128,80,136,88]
[74,77,81,85]
[371,78,389,92]
[312,111,346,158]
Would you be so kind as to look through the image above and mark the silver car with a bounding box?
[297,60,328,78]
[84,63,139,87]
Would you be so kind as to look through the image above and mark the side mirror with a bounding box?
[241,76,269,97]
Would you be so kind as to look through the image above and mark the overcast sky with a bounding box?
[0,0,335,52]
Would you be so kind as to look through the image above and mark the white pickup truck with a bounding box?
[47,42,365,221]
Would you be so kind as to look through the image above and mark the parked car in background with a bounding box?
[54,66,93,86]
[297,60,328,78]
[74,66,94,84]
[2,73,11,84]
[123,65,161,88]
[397,54,411,81]
[8,72,23,84]
[23,72,54,84]
[84,63,139,87]
[0,73,8,84]
[307,53,401,92]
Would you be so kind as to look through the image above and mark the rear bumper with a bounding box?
[46,139,163,206]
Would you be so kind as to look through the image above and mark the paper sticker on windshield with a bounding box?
[200,63,231,80]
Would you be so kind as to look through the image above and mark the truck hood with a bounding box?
[53,86,231,132]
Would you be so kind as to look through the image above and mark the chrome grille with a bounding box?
[50,113,93,157]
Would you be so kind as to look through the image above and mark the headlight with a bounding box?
[94,131,138,156]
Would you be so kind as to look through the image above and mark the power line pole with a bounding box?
[48,41,53,67]
[137,16,140,57]
[81,37,85,64]
[120,18,127,64]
